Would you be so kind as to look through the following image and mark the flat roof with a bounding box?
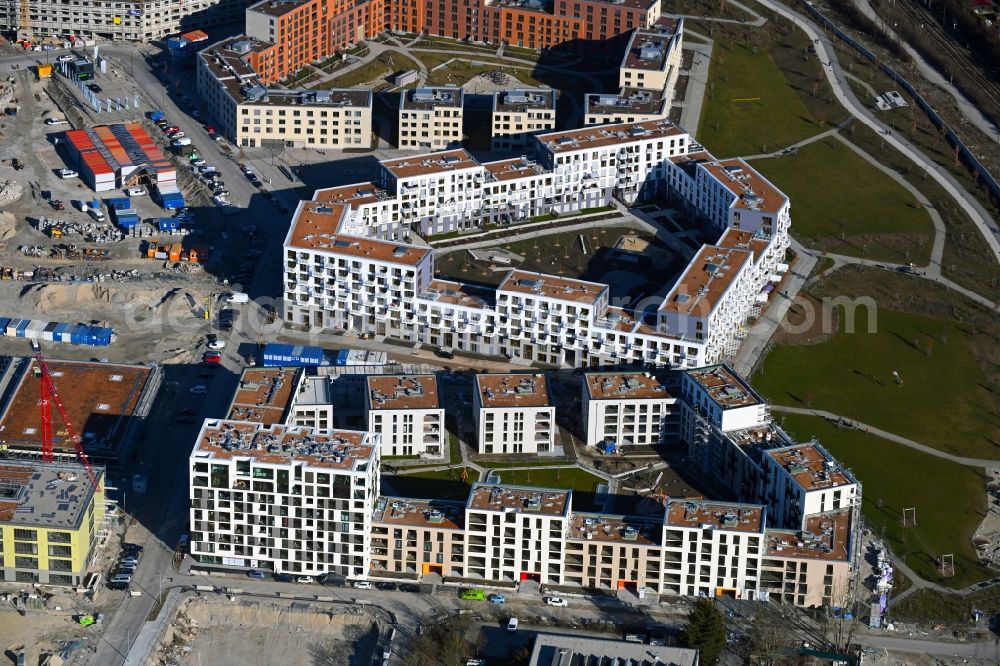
[659,244,752,315]
[584,372,674,401]
[287,201,431,265]
[684,364,762,409]
[766,510,851,561]
[475,373,551,408]
[586,89,666,116]
[419,279,494,310]
[767,444,855,492]
[401,86,463,111]
[567,512,661,546]
[227,367,302,426]
[530,633,698,666]
[715,227,772,262]
[193,420,377,471]
[468,483,570,517]
[498,270,606,305]
[314,182,393,207]
[700,158,788,214]
[621,31,675,72]
[665,500,765,533]
[367,375,441,411]
[537,119,685,154]
[482,157,547,182]
[493,88,556,113]
[381,149,479,180]
[0,461,101,530]
[0,359,152,455]
[248,0,310,18]
[373,497,464,530]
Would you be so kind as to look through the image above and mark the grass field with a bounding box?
[756,307,1000,459]
[321,53,419,89]
[382,467,477,500]
[490,466,605,492]
[754,137,934,263]
[779,414,990,589]
[697,42,822,157]
[892,586,1000,624]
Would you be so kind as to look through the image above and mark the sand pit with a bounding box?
[19,284,205,319]
[0,211,16,241]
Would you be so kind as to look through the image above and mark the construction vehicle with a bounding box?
[49,199,65,211]
[32,349,100,489]
[144,241,208,263]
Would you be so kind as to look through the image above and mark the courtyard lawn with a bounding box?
[697,42,821,157]
[321,53,419,89]
[779,414,990,589]
[753,137,934,263]
[490,466,605,492]
[754,307,1000,460]
[382,467,477,500]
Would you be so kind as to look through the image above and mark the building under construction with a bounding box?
[0,357,160,460]
[63,123,176,193]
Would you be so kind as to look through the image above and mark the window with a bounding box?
[13,528,36,541]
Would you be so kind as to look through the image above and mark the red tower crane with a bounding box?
[34,351,100,489]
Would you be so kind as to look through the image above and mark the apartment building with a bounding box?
[0,462,105,586]
[618,21,683,95]
[197,37,373,149]
[581,372,677,448]
[365,375,445,457]
[761,509,853,606]
[491,89,557,152]
[226,366,305,426]
[473,374,555,454]
[584,89,668,126]
[398,87,464,151]
[370,497,466,577]
[2,0,248,42]
[189,419,380,578]
[284,119,792,371]
[763,444,859,530]
[680,364,769,437]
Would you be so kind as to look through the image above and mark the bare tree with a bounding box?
[744,603,794,665]
[821,575,864,652]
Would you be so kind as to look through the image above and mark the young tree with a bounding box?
[680,599,727,666]
[747,603,793,666]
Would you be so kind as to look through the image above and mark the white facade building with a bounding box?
[398,87,464,151]
[365,375,445,458]
[491,89,557,152]
[581,372,678,448]
[473,374,555,455]
[189,419,380,579]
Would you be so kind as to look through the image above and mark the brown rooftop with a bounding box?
[381,149,479,180]
[493,88,556,113]
[685,365,762,409]
[660,245,752,316]
[584,372,674,401]
[498,270,606,305]
[194,420,376,471]
[0,359,151,456]
[482,157,546,182]
[287,202,430,265]
[314,182,391,207]
[374,497,464,530]
[766,510,851,561]
[767,445,854,491]
[468,484,570,516]
[666,501,765,533]
[567,513,661,545]
[537,119,685,154]
[401,87,463,111]
[475,373,551,409]
[701,159,788,214]
[715,228,772,262]
[228,367,302,426]
[621,32,675,72]
[248,0,310,18]
[367,375,441,411]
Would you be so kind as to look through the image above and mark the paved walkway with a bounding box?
[676,38,714,134]
[852,0,999,143]
[753,0,1000,263]
[670,0,768,27]
[770,405,999,468]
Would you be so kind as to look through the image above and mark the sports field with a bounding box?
[779,414,990,588]
[697,42,821,157]
[755,307,1000,460]
[754,137,934,263]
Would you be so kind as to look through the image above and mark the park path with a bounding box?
[668,0,768,27]
[770,405,999,468]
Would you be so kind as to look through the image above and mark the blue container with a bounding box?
[106,197,131,211]
[15,320,30,337]
[116,214,140,230]
[53,322,69,342]
[158,217,179,231]
[0,317,10,335]
[262,343,324,366]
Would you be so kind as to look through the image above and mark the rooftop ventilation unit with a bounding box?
[230,40,252,55]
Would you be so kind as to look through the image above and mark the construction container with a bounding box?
[6,319,22,337]
[106,197,130,211]
[262,343,324,367]
[187,246,208,263]
[168,243,182,262]
[158,217,179,232]
[157,184,185,210]
[36,63,52,78]
[15,320,30,337]
[25,320,47,339]
[42,321,59,341]
[53,322,69,342]
[114,210,140,230]
[336,349,388,366]
[0,318,10,334]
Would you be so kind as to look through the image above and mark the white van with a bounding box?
[125,187,146,197]
[226,292,249,304]
[171,137,191,147]
[89,208,105,222]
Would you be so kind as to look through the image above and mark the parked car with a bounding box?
[274,574,294,583]
[190,158,206,166]
[506,617,519,632]
[399,584,421,593]
[374,582,397,591]
[247,570,267,580]
[122,543,144,554]
[87,83,102,94]
[107,581,129,590]
[544,597,568,607]
[487,593,506,604]
[44,117,68,125]
[125,186,146,196]
[296,576,314,584]
[57,54,74,63]
[172,138,191,147]
[57,168,78,179]
[352,580,373,590]
[207,340,226,351]
[169,131,186,140]
[165,126,180,135]
[189,385,208,394]
[460,589,485,601]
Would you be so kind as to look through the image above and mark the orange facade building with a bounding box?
[243,0,660,83]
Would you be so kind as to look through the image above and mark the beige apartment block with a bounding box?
[370,498,466,578]
[581,372,678,448]
[365,375,445,458]
[473,374,555,455]
[618,22,683,95]
[398,87,464,151]
[491,89,556,152]
[584,89,668,126]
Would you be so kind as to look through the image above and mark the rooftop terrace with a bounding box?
[402,86,463,111]
[494,88,556,113]
[476,373,551,408]
[0,462,100,530]
[685,364,762,409]
[665,500,765,533]
[586,89,666,116]
[584,372,674,401]
[368,375,441,411]
[468,483,570,516]
[567,512,661,545]
[768,444,855,492]
[498,270,606,305]
[373,496,464,530]
[227,367,302,426]
[537,119,685,154]
[766,509,851,561]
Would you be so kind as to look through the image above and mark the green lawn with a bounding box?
[382,466,478,500]
[321,53,419,89]
[755,307,1000,459]
[892,586,1000,624]
[489,466,604,492]
[779,414,990,589]
[697,42,822,156]
[754,137,933,263]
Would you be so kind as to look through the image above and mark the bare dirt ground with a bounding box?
[157,597,381,666]
[770,293,839,346]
